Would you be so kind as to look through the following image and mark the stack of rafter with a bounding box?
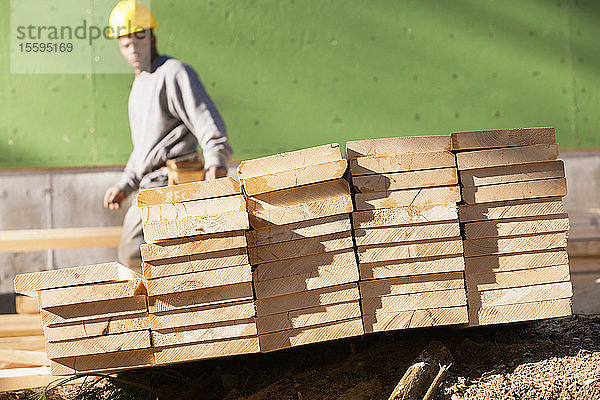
[346,136,468,333]
[14,263,153,375]
[137,177,258,364]
[238,144,364,352]
[452,127,572,325]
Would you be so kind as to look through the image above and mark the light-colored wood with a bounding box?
[363,306,468,333]
[154,337,260,365]
[15,296,39,314]
[246,214,351,247]
[359,256,465,280]
[568,256,600,274]
[146,264,252,296]
[0,349,48,367]
[258,317,364,352]
[142,249,249,280]
[571,271,600,314]
[0,367,74,391]
[242,159,348,196]
[463,232,567,257]
[45,330,151,359]
[136,176,241,207]
[256,283,360,316]
[43,313,149,342]
[361,289,467,315]
[0,336,44,351]
[41,295,148,327]
[355,221,460,246]
[466,264,571,292]
[461,178,567,204]
[142,211,250,242]
[152,319,257,347]
[458,197,565,222]
[254,249,356,281]
[358,238,463,263]
[469,297,572,326]
[0,314,42,337]
[0,226,122,254]
[237,143,342,179]
[463,214,570,240]
[468,281,573,307]
[149,300,255,330]
[451,127,555,150]
[567,239,600,257]
[359,272,465,298]
[247,179,353,228]
[352,203,458,228]
[140,230,247,261]
[353,168,458,193]
[38,279,146,309]
[148,282,254,313]
[256,301,361,335]
[254,264,359,299]
[464,250,569,274]
[14,262,137,296]
[142,195,246,223]
[355,186,461,211]
[459,160,565,188]
[248,231,354,264]
[50,348,155,375]
[350,151,456,176]
[346,136,452,159]
[456,143,558,170]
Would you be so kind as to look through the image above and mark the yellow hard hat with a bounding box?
[108,0,158,39]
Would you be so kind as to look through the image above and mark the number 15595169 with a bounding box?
[19,42,73,52]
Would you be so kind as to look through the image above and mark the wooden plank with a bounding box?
[0,226,122,253]
[0,314,42,337]
[16,296,39,314]
[355,185,461,211]
[256,301,361,335]
[148,282,254,313]
[451,127,556,150]
[142,195,246,223]
[256,283,360,316]
[460,160,565,188]
[359,255,465,280]
[248,231,354,264]
[469,297,572,326]
[0,336,44,351]
[41,295,147,327]
[50,348,155,375]
[14,262,137,296]
[463,232,567,257]
[571,271,600,314]
[464,250,569,274]
[359,272,465,298]
[468,281,573,307]
[458,197,565,223]
[146,264,252,296]
[142,211,250,242]
[358,238,463,263]
[363,306,468,333]
[149,300,255,330]
[0,349,48,367]
[456,143,558,170]
[352,203,458,228]
[140,230,247,261]
[246,214,351,247]
[38,279,145,309]
[463,214,570,240]
[254,264,359,299]
[0,367,68,391]
[247,179,353,228]
[354,221,460,246]
[46,330,151,359]
[567,239,600,257]
[466,264,571,292]
[237,143,342,179]
[154,337,260,365]
[568,257,600,274]
[461,178,567,204]
[361,289,467,315]
[352,168,458,193]
[44,313,149,342]
[136,176,241,207]
[254,249,356,281]
[346,135,451,159]
[350,150,456,176]
[152,319,257,347]
[258,317,364,353]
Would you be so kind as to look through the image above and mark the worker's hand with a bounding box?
[104,186,126,210]
[205,166,228,180]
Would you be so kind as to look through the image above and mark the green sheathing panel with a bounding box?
[1,0,598,167]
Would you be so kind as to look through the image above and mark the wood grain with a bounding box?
[136,177,241,207]
[355,185,461,211]
[461,178,567,204]
[350,150,456,176]
[352,203,458,229]
[353,168,458,193]
[363,306,468,333]
[359,255,465,280]
[354,221,460,246]
[458,197,565,222]
[459,160,565,188]
[346,135,451,159]
[450,127,555,150]
[358,238,463,263]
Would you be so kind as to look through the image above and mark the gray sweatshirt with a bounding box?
[117,55,232,195]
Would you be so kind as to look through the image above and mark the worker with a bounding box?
[103,0,232,273]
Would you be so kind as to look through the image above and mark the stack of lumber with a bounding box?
[238,144,364,352]
[346,136,468,333]
[13,263,153,375]
[452,127,572,325]
[137,177,259,365]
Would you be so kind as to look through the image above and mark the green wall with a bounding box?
[1,0,598,167]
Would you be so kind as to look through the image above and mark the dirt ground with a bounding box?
[4,314,600,400]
